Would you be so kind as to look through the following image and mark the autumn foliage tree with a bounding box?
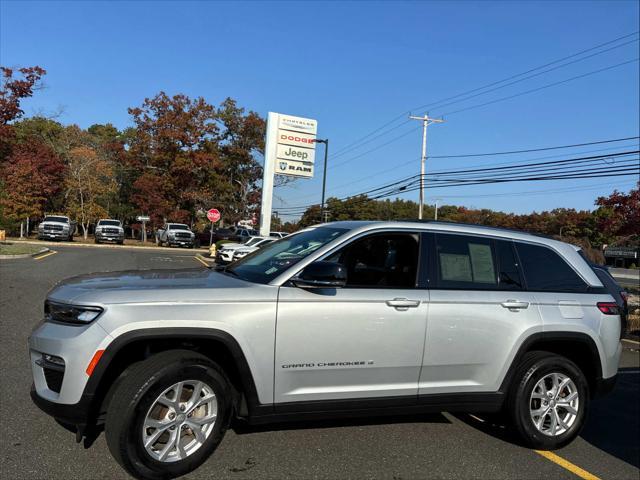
[126,92,265,226]
[0,141,65,223]
[64,144,117,239]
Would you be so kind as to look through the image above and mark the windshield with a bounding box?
[227,226,348,284]
[43,216,68,223]
[245,237,265,246]
[169,224,190,230]
[98,220,120,226]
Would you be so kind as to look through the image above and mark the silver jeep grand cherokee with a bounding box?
[29,221,622,479]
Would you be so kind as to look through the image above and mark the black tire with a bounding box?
[105,350,233,480]
[507,351,589,450]
[95,238,100,244]
[118,240,124,245]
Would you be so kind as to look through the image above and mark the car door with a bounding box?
[419,233,542,396]
[274,231,429,405]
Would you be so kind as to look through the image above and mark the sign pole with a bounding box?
[259,112,278,237]
[209,221,214,247]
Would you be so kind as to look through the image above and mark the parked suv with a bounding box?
[29,221,621,479]
[94,219,125,244]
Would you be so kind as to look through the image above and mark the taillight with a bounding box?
[597,302,619,315]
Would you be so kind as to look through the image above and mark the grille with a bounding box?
[43,367,64,393]
[174,232,191,239]
[103,228,120,234]
[44,225,63,232]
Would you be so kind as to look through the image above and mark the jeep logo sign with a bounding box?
[276,144,316,164]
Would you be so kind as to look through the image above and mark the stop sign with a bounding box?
[207,208,221,222]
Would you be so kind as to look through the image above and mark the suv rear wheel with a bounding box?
[105,350,232,479]
[508,351,589,449]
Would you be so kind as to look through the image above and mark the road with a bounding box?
[1,245,638,480]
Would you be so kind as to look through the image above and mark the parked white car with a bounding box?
[217,236,271,264]
[232,237,276,261]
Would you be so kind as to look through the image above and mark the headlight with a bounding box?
[45,301,103,325]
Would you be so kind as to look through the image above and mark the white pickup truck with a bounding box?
[37,215,76,241]
[155,223,196,248]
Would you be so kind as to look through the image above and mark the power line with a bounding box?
[440,58,639,117]
[429,136,640,159]
[275,151,638,213]
[326,31,639,161]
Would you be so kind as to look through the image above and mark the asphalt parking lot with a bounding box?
[1,245,638,479]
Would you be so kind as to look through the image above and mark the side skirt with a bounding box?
[246,392,504,425]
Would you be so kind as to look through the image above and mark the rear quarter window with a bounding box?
[515,242,588,293]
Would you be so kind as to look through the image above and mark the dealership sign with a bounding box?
[269,113,317,179]
[259,112,318,236]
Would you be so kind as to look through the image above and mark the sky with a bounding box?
[1,0,639,220]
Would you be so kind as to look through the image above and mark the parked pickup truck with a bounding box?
[155,223,196,248]
[94,219,125,245]
[37,215,76,241]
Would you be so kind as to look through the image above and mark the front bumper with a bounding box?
[38,231,69,240]
[167,238,194,247]
[31,384,93,428]
[95,232,124,242]
[594,374,617,397]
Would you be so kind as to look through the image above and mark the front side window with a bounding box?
[515,242,588,292]
[435,234,498,289]
[227,227,348,284]
[326,232,420,288]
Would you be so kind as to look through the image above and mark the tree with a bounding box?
[126,92,265,227]
[0,140,65,229]
[595,183,640,240]
[64,144,117,239]
[0,66,47,158]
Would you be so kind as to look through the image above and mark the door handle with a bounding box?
[386,298,421,311]
[501,300,529,310]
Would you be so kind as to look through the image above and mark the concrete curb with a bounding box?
[0,246,50,260]
[6,238,209,253]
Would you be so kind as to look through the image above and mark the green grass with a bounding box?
[0,242,45,256]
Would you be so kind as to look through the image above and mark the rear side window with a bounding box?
[515,243,588,292]
[495,240,523,290]
[435,234,498,289]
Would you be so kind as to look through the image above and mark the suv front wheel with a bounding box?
[508,351,589,450]
[105,350,232,479]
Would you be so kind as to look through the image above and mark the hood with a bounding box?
[220,242,243,249]
[47,268,270,305]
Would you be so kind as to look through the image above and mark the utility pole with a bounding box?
[408,114,444,219]
[315,138,329,222]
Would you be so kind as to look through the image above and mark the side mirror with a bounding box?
[292,261,347,289]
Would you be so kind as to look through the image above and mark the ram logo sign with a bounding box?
[276,159,314,178]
